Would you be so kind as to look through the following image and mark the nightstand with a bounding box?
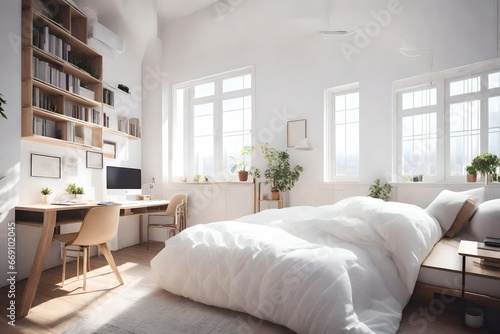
[457,240,500,323]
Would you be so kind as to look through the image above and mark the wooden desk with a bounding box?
[15,200,169,318]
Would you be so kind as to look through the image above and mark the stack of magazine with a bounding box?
[477,237,500,268]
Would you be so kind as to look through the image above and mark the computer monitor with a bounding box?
[106,166,141,196]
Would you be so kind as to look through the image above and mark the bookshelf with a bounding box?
[21,0,104,149]
[102,83,141,139]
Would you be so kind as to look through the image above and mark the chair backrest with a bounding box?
[72,205,121,246]
[165,193,188,216]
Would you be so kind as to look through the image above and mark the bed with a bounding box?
[150,192,481,333]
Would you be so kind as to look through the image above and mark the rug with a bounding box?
[62,276,295,334]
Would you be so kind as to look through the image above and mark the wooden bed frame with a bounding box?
[413,238,500,308]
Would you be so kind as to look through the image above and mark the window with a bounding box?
[397,87,438,179]
[325,83,359,182]
[172,67,254,181]
[394,60,500,182]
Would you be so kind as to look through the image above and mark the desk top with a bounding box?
[16,200,170,212]
[458,240,500,261]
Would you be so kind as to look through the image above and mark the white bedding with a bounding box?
[150,196,442,334]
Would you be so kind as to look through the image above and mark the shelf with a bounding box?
[21,0,104,150]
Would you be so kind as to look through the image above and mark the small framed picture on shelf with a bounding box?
[31,153,61,179]
[86,151,103,169]
[103,140,117,159]
[287,119,307,148]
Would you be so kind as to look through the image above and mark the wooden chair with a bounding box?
[147,193,188,249]
[53,205,123,291]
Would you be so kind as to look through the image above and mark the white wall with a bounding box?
[0,0,22,287]
[156,0,498,207]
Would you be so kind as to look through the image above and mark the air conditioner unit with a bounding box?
[89,21,124,54]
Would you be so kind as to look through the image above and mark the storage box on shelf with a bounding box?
[21,0,103,150]
[102,84,141,140]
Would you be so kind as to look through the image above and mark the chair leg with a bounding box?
[61,247,67,287]
[98,243,124,285]
[76,248,80,279]
[147,221,150,250]
[82,247,88,291]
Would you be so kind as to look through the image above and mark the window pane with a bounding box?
[402,92,413,110]
[449,101,480,175]
[334,91,359,178]
[223,74,251,93]
[401,112,437,176]
[450,77,480,96]
[489,72,500,89]
[193,136,214,176]
[194,82,214,98]
[489,96,500,155]
[402,88,436,110]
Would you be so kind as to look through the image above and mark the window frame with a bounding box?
[393,59,500,183]
[324,82,360,183]
[171,66,255,182]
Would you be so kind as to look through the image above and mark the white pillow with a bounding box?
[458,199,500,241]
[425,190,473,233]
[460,187,485,203]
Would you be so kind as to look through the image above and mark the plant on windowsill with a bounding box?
[230,146,261,182]
[261,144,303,200]
[465,165,477,183]
[368,178,393,202]
[470,153,499,184]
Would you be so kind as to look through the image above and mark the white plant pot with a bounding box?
[41,195,50,204]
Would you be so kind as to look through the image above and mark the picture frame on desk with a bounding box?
[86,151,103,169]
[31,153,61,179]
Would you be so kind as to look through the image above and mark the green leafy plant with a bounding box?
[465,165,476,175]
[193,174,201,182]
[261,144,303,193]
[470,153,499,176]
[41,187,52,195]
[65,183,84,195]
[0,93,7,119]
[230,146,260,178]
[368,178,393,202]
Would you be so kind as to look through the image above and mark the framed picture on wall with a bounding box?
[31,153,61,179]
[103,140,117,159]
[86,151,103,169]
[287,119,307,147]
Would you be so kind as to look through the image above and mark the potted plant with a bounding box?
[230,146,260,181]
[465,165,477,183]
[66,183,84,200]
[261,144,303,200]
[0,93,7,120]
[470,153,499,184]
[41,187,52,204]
[368,178,393,202]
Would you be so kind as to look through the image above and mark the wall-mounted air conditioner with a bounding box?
[89,21,124,55]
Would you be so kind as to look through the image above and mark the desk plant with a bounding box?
[41,187,52,204]
[261,144,303,200]
[470,153,499,184]
[230,146,260,181]
[66,183,84,198]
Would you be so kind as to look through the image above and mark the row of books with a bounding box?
[33,25,71,61]
[116,117,141,137]
[32,87,58,112]
[33,56,81,94]
[103,88,114,106]
[32,87,101,125]
[32,117,56,138]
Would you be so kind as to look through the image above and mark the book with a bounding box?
[484,236,500,247]
[477,242,500,252]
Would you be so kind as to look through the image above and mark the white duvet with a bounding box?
[150,196,442,334]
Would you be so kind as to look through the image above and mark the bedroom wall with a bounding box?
[155,0,499,209]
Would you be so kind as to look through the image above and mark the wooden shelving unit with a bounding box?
[102,83,141,139]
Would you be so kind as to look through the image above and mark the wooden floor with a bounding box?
[0,242,495,334]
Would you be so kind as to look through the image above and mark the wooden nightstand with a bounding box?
[457,240,500,317]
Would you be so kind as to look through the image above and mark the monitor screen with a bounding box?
[106,166,141,190]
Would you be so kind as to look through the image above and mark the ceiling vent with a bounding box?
[89,21,124,55]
